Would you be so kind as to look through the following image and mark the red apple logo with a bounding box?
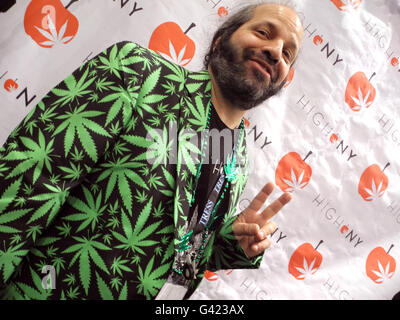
[24,0,79,48]
[340,225,349,234]
[358,163,389,201]
[366,245,396,284]
[204,270,218,281]
[4,78,18,92]
[289,241,323,280]
[218,6,229,17]
[329,133,339,144]
[331,0,362,11]
[275,151,312,193]
[391,57,399,67]
[204,269,233,281]
[283,67,295,88]
[313,35,323,45]
[345,71,376,112]
[149,22,196,66]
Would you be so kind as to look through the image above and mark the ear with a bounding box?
[212,36,222,52]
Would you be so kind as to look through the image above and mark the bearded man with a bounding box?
[0,1,303,300]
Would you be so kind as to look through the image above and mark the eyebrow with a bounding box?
[258,21,299,53]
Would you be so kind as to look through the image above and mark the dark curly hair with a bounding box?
[203,1,301,69]
[203,5,258,69]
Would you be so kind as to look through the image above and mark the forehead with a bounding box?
[244,4,303,40]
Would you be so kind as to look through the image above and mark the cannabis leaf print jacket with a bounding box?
[0,41,263,300]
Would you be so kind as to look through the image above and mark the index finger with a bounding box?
[261,192,292,221]
[247,182,275,213]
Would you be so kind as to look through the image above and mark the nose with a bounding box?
[262,39,284,65]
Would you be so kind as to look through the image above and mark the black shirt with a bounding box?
[189,105,237,230]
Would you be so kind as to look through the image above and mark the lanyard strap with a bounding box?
[195,172,226,233]
[195,134,241,230]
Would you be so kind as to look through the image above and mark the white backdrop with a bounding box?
[1,0,399,300]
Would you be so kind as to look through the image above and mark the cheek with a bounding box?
[230,31,259,50]
[278,65,291,84]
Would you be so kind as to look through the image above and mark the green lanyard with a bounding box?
[173,103,244,278]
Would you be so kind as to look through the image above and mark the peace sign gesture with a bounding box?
[233,182,292,258]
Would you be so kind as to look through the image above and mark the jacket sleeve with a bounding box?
[0,41,142,287]
[206,215,264,272]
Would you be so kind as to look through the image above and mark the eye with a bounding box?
[283,50,292,61]
[257,29,269,38]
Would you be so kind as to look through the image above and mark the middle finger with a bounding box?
[261,192,292,222]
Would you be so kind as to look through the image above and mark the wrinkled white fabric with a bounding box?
[0,0,399,300]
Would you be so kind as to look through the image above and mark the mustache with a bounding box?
[242,49,279,82]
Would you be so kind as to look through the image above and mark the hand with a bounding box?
[233,182,292,258]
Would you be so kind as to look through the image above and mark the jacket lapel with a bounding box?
[171,68,249,249]
[227,128,249,217]
[172,69,212,249]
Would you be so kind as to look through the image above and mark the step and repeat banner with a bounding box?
[0,0,399,300]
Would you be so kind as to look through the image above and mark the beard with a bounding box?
[208,36,287,111]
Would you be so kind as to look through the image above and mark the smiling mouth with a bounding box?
[248,59,274,81]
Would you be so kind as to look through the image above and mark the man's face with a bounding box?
[209,4,304,110]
